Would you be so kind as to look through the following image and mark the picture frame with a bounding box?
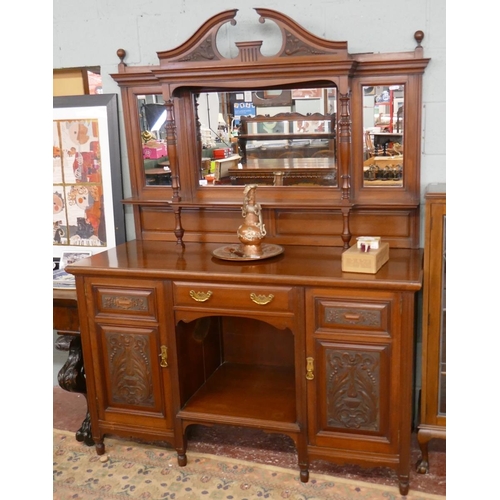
[292,120,331,133]
[53,95,125,260]
[251,90,292,107]
[247,121,290,135]
[53,250,93,289]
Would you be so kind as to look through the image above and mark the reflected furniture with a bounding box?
[238,112,336,164]
[416,184,446,473]
[229,157,336,186]
[69,8,430,497]
[373,132,404,156]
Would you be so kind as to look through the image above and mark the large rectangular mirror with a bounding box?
[362,85,404,187]
[197,88,337,187]
[136,87,338,188]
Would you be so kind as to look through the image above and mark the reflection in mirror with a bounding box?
[362,85,404,187]
[196,88,338,187]
[136,94,172,186]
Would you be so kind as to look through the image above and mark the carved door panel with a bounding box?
[83,278,174,433]
[308,340,398,453]
[306,289,400,455]
[92,322,173,431]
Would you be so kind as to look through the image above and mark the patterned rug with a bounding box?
[53,429,445,500]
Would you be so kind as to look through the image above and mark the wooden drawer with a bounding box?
[315,298,390,333]
[173,282,295,314]
[92,284,159,321]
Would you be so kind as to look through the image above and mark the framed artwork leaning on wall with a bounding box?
[53,94,126,260]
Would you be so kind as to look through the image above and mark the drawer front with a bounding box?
[316,298,390,333]
[173,282,295,314]
[93,284,159,321]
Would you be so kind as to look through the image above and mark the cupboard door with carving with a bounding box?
[82,279,174,439]
[305,288,412,468]
[92,322,172,431]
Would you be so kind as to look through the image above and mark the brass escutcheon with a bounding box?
[250,293,274,305]
[159,346,168,368]
[189,290,213,302]
[306,357,314,380]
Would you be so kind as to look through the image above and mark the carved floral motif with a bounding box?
[326,349,380,431]
[179,38,217,62]
[283,30,329,56]
[102,294,148,311]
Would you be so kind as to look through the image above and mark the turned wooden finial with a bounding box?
[414,30,424,46]
[117,48,126,63]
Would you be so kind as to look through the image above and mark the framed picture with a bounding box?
[292,120,331,133]
[252,90,292,107]
[53,251,93,289]
[53,95,125,260]
[60,250,92,269]
[254,120,289,135]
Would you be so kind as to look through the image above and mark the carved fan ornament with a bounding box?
[155,8,348,65]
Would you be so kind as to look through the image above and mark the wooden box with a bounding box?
[341,242,389,274]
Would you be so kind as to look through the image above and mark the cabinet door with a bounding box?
[84,279,173,432]
[421,193,446,427]
[306,289,404,456]
[91,322,173,430]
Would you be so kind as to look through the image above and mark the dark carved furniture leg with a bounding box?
[55,334,94,446]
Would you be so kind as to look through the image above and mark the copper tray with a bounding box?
[212,243,284,261]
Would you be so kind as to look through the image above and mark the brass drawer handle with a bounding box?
[306,357,314,380]
[189,290,213,302]
[344,313,361,321]
[250,293,274,305]
[159,346,168,368]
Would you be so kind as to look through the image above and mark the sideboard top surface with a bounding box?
[67,241,423,291]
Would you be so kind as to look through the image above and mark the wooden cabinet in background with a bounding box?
[417,183,446,473]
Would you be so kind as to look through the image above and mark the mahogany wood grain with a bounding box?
[110,8,429,248]
[68,239,422,495]
[71,10,431,496]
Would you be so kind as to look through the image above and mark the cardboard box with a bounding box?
[143,142,167,159]
[341,242,389,274]
[214,154,241,180]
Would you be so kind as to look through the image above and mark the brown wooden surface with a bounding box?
[82,9,431,495]
[68,240,423,290]
[417,183,446,474]
[53,288,79,333]
[68,239,422,494]
[110,8,429,248]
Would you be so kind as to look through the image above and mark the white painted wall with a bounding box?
[53,0,446,243]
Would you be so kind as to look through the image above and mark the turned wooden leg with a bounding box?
[296,432,309,483]
[56,334,94,446]
[95,439,105,455]
[175,422,188,466]
[398,474,409,496]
